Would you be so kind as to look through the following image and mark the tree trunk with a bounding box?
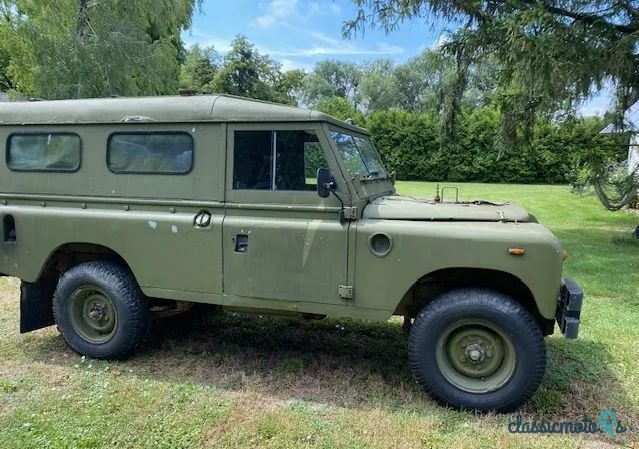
[77,0,88,39]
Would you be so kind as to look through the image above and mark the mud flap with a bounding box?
[555,278,583,339]
[20,279,56,333]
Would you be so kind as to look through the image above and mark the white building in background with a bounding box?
[0,92,7,102]
[601,101,639,174]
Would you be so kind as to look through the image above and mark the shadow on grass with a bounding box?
[31,306,630,419]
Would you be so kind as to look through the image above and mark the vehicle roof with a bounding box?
[0,94,369,133]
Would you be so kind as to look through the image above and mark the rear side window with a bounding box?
[107,132,193,174]
[7,133,81,171]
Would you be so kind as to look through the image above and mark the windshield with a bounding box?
[330,130,387,179]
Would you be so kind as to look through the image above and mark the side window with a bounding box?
[233,131,272,189]
[233,130,329,191]
[7,133,81,171]
[107,132,193,174]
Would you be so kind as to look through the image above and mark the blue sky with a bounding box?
[182,0,612,116]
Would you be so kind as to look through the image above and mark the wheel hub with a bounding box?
[466,343,485,362]
[436,319,516,393]
[69,287,117,344]
[88,304,105,320]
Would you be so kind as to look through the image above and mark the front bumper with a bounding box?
[555,278,583,339]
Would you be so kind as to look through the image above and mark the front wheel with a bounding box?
[53,261,150,360]
[408,288,546,412]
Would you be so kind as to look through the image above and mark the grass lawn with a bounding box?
[0,182,637,449]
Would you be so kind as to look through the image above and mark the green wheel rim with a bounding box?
[436,319,516,393]
[68,286,117,344]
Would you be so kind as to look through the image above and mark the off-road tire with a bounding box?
[53,261,150,360]
[408,288,546,412]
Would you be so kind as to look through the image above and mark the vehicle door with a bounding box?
[222,123,351,307]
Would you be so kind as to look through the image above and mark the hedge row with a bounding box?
[361,108,626,184]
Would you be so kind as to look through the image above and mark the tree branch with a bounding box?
[515,0,639,34]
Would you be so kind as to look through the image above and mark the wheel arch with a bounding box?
[20,242,138,334]
[36,242,136,282]
[394,267,554,335]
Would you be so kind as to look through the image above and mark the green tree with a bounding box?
[345,0,638,117]
[2,0,200,98]
[272,69,306,105]
[208,36,303,105]
[209,35,299,105]
[179,44,218,91]
[316,96,366,125]
[358,59,400,111]
[302,60,362,107]
[0,1,12,92]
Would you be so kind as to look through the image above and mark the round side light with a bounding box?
[369,233,393,257]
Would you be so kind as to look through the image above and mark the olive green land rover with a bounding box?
[0,95,583,411]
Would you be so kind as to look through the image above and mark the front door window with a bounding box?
[233,130,329,191]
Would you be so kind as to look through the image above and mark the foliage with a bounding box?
[1,0,201,99]
[179,44,218,91]
[345,0,639,122]
[209,36,276,101]
[358,59,400,111]
[302,59,362,107]
[301,50,494,116]
[0,2,12,92]
[202,35,302,105]
[344,0,639,207]
[366,108,625,183]
[315,96,366,125]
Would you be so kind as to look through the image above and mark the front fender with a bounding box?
[353,219,563,319]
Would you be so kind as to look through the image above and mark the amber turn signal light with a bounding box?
[508,248,525,256]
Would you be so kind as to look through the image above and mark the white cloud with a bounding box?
[254,0,342,28]
[183,29,233,52]
[308,1,341,15]
[279,58,312,72]
[265,30,403,57]
[254,0,299,28]
[184,29,403,61]
[269,43,404,57]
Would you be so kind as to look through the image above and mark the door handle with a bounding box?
[194,210,212,228]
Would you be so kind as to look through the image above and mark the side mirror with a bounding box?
[317,168,336,198]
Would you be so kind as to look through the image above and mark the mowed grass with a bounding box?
[0,182,637,449]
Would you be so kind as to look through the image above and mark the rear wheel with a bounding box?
[53,261,149,360]
[408,288,546,412]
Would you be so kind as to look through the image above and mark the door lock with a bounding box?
[234,234,249,253]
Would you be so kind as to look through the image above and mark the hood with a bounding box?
[362,195,534,222]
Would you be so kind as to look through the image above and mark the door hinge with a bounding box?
[342,206,358,221]
[338,285,353,299]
